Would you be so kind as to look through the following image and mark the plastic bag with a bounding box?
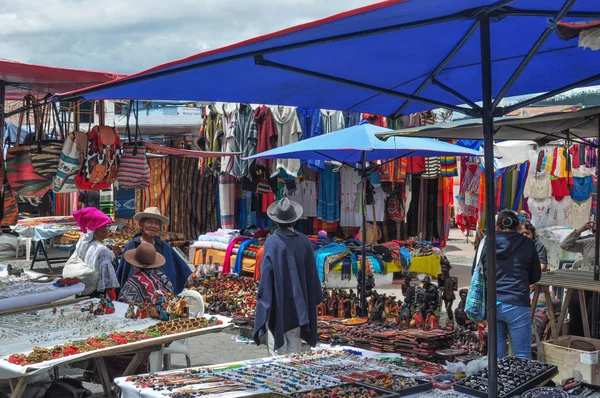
[466,356,488,376]
[445,360,467,373]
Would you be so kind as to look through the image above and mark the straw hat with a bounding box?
[267,197,303,224]
[123,243,166,269]
[134,207,169,226]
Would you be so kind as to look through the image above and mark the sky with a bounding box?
[0,0,375,75]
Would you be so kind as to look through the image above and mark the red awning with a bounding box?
[0,59,124,100]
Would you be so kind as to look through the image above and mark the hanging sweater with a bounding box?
[254,105,278,170]
[271,106,302,177]
[229,104,258,178]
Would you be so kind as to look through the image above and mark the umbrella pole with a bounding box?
[593,123,600,339]
[479,15,498,398]
[360,151,368,317]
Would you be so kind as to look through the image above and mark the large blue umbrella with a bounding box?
[246,123,482,319]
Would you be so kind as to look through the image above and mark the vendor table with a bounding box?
[0,300,232,398]
[531,269,600,340]
[0,267,84,312]
[11,220,80,272]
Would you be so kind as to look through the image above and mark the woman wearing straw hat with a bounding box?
[64,207,120,298]
[118,243,174,303]
[253,198,324,356]
[116,207,191,294]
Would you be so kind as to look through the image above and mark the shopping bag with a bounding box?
[116,142,150,189]
[75,125,121,190]
[466,241,487,322]
[53,133,82,193]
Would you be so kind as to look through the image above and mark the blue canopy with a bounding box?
[244,124,482,164]
[56,0,600,118]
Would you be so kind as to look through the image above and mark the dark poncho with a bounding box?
[253,229,323,350]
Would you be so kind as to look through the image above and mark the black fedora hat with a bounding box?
[267,197,303,224]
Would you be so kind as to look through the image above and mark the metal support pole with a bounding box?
[0,82,5,146]
[479,15,498,398]
[359,151,368,316]
[593,121,600,338]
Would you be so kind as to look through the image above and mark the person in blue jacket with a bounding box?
[474,210,541,359]
[116,207,191,294]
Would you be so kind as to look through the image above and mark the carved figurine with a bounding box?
[454,288,469,328]
[351,301,357,318]
[424,310,439,330]
[52,305,57,315]
[337,297,345,319]
[398,302,411,328]
[125,301,136,319]
[421,276,440,319]
[135,302,147,319]
[401,274,415,306]
[176,297,187,318]
[437,256,458,329]
[410,311,424,328]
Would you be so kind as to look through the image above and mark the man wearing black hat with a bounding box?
[253,198,324,355]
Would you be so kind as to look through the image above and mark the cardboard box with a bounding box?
[543,336,600,384]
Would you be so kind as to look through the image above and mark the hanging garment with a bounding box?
[547,197,572,227]
[570,198,592,230]
[218,174,237,229]
[344,111,362,127]
[140,157,171,221]
[406,157,426,174]
[440,156,458,177]
[523,172,551,199]
[220,103,238,175]
[571,176,593,201]
[421,157,441,178]
[272,106,302,177]
[296,108,323,172]
[254,105,278,170]
[340,166,362,227]
[301,180,318,218]
[361,113,387,127]
[227,104,257,178]
[198,104,221,171]
[551,177,573,200]
[364,185,387,223]
[528,197,552,228]
[317,164,340,223]
[569,144,581,169]
[320,110,345,133]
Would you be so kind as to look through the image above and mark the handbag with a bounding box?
[30,101,63,182]
[75,125,121,190]
[53,132,82,193]
[358,204,382,244]
[5,99,51,197]
[116,103,150,189]
[0,183,19,226]
[466,241,487,322]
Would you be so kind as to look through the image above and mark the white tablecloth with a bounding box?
[0,268,85,312]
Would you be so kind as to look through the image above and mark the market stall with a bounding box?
[0,298,232,398]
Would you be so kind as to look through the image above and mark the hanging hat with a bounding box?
[133,207,169,226]
[124,242,166,269]
[267,197,303,224]
[73,207,112,233]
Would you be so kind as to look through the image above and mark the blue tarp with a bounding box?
[56,0,600,117]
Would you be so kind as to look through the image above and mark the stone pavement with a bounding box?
[0,228,477,397]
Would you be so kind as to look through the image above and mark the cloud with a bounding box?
[0,0,375,74]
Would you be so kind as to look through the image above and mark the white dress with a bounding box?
[547,197,572,227]
[528,198,552,228]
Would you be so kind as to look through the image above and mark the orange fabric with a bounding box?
[254,246,265,280]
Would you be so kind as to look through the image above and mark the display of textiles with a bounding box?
[139,157,170,222]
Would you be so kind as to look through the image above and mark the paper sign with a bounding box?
[581,351,598,365]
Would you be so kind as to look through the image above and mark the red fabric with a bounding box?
[106,288,116,301]
[551,177,573,200]
[223,237,247,274]
[406,157,425,173]
[570,144,581,169]
[254,105,278,169]
[254,245,265,280]
[362,113,388,127]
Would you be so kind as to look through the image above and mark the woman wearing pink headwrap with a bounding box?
[63,207,119,299]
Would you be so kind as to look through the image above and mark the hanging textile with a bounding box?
[271,106,302,177]
[296,107,323,172]
[254,105,278,170]
[218,174,237,229]
[220,103,238,175]
[115,187,136,219]
[197,104,222,171]
[317,164,340,223]
[140,157,171,222]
